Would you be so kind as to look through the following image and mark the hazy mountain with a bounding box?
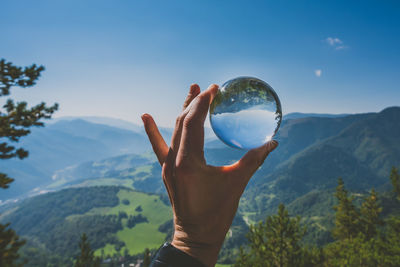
[0,119,152,201]
[47,154,166,195]
[37,107,400,202]
[48,119,151,154]
[283,112,350,120]
[51,116,143,132]
[53,116,214,143]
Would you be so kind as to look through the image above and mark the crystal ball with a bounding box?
[209,77,282,150]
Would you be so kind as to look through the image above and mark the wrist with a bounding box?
[152,242,206,267]
[171,230,223,267]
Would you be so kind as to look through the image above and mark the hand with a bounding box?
[142,84,278,266]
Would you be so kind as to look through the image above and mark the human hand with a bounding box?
[142,84,278,266]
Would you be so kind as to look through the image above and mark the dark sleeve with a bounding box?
[150,242,206,267]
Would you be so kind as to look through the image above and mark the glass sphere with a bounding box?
[209,77,282,150]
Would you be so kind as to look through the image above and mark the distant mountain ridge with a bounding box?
[1,108,398,204]
[283,112,350,120]
[50,116,144,132]
[0,119,151,201]
[243,107,400,216]
[44,107,400,202]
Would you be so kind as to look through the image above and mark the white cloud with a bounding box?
[326,37,343,46]
[335,45,347,50]
[315,69,322,77]
[325,37,347,50]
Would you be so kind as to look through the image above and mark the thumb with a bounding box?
[229,140,278,181]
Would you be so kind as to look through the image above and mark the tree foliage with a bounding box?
[332,178,361,240]
[142,248,151,267]
[0,59,58,188]
[235,170,400,267]
[234,203,311,267]
[324,178,399,266]
[0,223,26,267]
[360,189,383,240]
[74,233,100,267]
[390,167,400,200]
[126,214,148,229]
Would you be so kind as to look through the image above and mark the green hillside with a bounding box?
[47,153,159,191]
[242,107,400,215]
[1,186,172,265]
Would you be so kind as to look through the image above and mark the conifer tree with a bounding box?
[325,179,386,266]
[382,216,400,266]
[142,248,151,267]
[382,167,400,265]
[234,247,252,267]
[0,59,58,188]
[332,178,360,240]
[235,204,306,267]
[0,223,26,267]
[74,233,100,267]
[390,167,400,200]
[360,189,383,240]
[0,59,57,266]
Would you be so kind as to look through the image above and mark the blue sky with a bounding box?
[1,0,399,127]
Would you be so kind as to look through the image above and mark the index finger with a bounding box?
[177,84,219,163]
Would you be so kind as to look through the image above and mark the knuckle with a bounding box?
[174,159,185,171]
[256,154,266,167]
[183,97,190,107]
[175,115,184,127]
[175,158,190,174]
[197,94,210,105]
[161,165,169,180]
[197,93,209,101]
[186,92,194,99]
[183,114,196,128]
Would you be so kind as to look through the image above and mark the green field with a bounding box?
[82,189,173,255]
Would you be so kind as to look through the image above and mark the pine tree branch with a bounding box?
[0,173,14,189]
[0,59,44,96]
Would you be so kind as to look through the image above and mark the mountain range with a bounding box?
[0,111,344,202]
[1,108,399,265]
[244,107,400,216]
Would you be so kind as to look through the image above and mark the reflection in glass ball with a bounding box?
[209,77,282,150]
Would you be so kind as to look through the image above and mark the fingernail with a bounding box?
[267,140,278,152]
[270,140,279,151]
[190,84,200,94]
[141,113,149,123]
[208,84,219,96]
[208,83,219,89]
